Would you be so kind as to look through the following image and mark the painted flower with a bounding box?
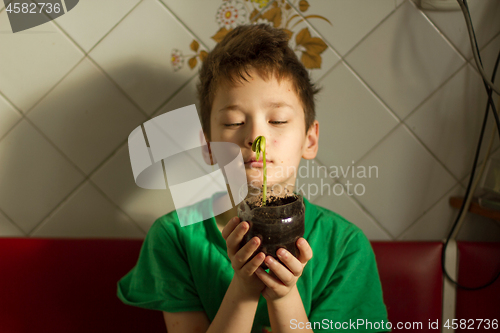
[252,18,271,26]
[295,27,327,69]
[171,49,184,71]
[260,2,282,28]
[216,0,248,30]
[251,0,270,8]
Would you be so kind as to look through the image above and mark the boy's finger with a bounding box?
[264,255,295,286]
[296,238,313,264]
[242,251,265,276]
[226,221,249,257]
[255,265,280,288]
[276,248,303,277]
[231,235,260,270]
[221,216,240,240]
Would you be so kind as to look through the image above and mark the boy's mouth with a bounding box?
[244,157,272,167]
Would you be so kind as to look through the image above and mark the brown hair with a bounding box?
[197,23,321,141]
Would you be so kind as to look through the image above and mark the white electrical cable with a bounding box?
[457,0,500,96]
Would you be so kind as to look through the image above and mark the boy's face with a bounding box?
[208,67,319,189]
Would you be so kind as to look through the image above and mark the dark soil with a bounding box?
[247,194,301,222]
[249,194,298,208]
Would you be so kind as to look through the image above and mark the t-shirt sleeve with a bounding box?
[117,214,204,313]
[308,228,390,332]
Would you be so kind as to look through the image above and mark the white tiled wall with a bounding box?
[0,0,499,241]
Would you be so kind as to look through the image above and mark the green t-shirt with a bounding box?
[117,193,389,332]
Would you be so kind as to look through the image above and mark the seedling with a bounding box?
[251,136,267,206]
[239,138,305,267]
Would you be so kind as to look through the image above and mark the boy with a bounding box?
[117,24,389,333]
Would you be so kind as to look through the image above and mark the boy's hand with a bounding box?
[222,216,266,299]
[255,238,313,302]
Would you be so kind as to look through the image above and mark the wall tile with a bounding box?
[460,169,474,191]
[399,184,461,240]
[0,209,24,237]
[0,13,83,112]
[314,190,392,240]
[465,147,500,193]
[471,33,500,92]
[31,181,145,238]
[422,0,500,60]
[400,182,500,241]
[90,145,176,234]
[456,212,500,241]
[27,58,146,175]
[296,0,396,56]
[0,93,21,140]
[459,152,499,191]
[294,158,335,203]
[345,0,465,119]
[406,64,499,180]
[0,0,12,12]
[152,75,200,118]
[55,0,140,52]
[340,125,457,238]
[89,0,203,114]
[315,62,399,169]
[0,120,84,233]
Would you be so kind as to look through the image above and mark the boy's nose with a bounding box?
[247,138,258,149]
[244,118,268,149]
[246,133,264,148]
[245,129,259,148]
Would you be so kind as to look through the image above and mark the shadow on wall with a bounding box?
[0,58,200,239]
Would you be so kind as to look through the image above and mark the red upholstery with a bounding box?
[0,238,475,333]
[455,241,500,332]
[371,242,443,332]
[0,238,165,333]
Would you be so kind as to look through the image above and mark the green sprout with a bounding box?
[252,136,267,206]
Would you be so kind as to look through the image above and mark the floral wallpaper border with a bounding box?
[171,0,332,72]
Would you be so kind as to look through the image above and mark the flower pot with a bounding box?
[237,184,305,270]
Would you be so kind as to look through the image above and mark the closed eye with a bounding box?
[224,121,287,127]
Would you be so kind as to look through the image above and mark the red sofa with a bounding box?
[0,238,498,332]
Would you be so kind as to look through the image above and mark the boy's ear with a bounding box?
[200,130,214,165]
[302,120,319,160]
